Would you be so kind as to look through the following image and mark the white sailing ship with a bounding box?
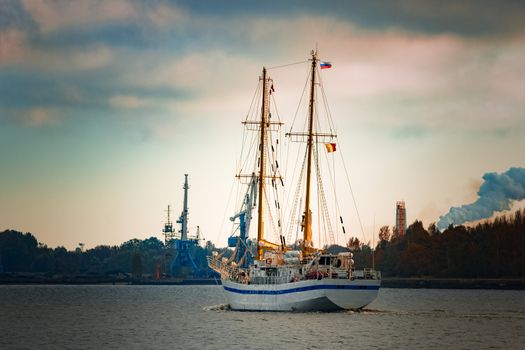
[208,50,380,311]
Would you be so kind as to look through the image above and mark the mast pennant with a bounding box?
[320,61,332,69]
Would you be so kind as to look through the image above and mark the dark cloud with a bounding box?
[0,0,36,31]
[32,23,158,50]
[372,0,525,36]
[174,0,525,37]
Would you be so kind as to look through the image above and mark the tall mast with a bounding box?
[303,50,317,255]
[257,67,269,260]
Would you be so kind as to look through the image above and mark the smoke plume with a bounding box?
[437,167,525,230]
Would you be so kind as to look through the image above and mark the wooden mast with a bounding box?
[257,67,269,260]
[303,50,317,255]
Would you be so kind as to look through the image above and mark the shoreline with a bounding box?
[1,275,524,289]
[381,277,525,290]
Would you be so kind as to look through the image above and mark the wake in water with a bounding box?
[203,304,231,312]
[203,306,401,314]
[345,308,410,316]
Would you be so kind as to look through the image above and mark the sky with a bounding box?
[1,0,525,249]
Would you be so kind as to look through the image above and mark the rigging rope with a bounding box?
[338,148,367,244]
[285,150,307,244]
[287,66,311,134]
[317,69,337,135]
[314,137,335,246]
[219,178,237,239]
[267,60,309,70]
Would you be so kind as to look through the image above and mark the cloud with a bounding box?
[108,95,147,109]
[24,107,60,126]
[0,29,27,64]
[152,51,257,93]
[4,2,525,136]
[43,45,114,71]
[0,19,114,71]
[146,3,186,28]
[20,0,137,33]
[392,0,525,36]
[58,46,113,71]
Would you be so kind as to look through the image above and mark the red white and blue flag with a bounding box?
[320,61,332,69]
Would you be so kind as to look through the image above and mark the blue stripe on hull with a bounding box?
[224,283,380,295]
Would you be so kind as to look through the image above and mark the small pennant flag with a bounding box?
[320,62,332,69]
[270,84,275,94]
[325,143,336,152]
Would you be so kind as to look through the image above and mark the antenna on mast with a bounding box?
[162,205,174,245]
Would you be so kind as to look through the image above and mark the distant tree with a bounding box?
[391,227,401,240]
[378,226,391,245]
[406,221,431,246]
[514,209,524,226]
[0,230,39,271]
[204,240,216,254]
[428,222,439,236]
[131,252,143,279]
[347,237,362,252]
[141,237,164,251]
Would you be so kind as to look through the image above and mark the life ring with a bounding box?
[265,258,272,265]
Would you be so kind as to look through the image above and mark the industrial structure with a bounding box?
[227,174,257,269]
[161,174,202,277]
[395,201,407,236]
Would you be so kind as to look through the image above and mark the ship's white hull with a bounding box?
[222,278,380,311]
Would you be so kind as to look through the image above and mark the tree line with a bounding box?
[346,208,525,278]
[2,208,524,278]
[0,230,220,277]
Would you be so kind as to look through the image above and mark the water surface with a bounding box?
[1,285,524,349]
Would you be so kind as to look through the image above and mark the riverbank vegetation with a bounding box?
[2,208,524,278]
[348,208,525,278]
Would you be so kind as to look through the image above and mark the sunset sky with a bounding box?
[1,0,525,249]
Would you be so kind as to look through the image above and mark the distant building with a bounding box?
[395,201,407,236]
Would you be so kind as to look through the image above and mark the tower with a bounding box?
[395,201,407,236]
[177,174,189,241]
[161,174,201,277]
[162,205,175,245]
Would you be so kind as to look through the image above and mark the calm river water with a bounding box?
[0,285,524,349]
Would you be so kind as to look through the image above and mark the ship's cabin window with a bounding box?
[319,256,332,265]
[319,255,342,267]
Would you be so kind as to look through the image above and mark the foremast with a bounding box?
[232,66,283,262]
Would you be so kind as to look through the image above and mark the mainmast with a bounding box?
[303,50,317,255]
[257,67,269,260]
